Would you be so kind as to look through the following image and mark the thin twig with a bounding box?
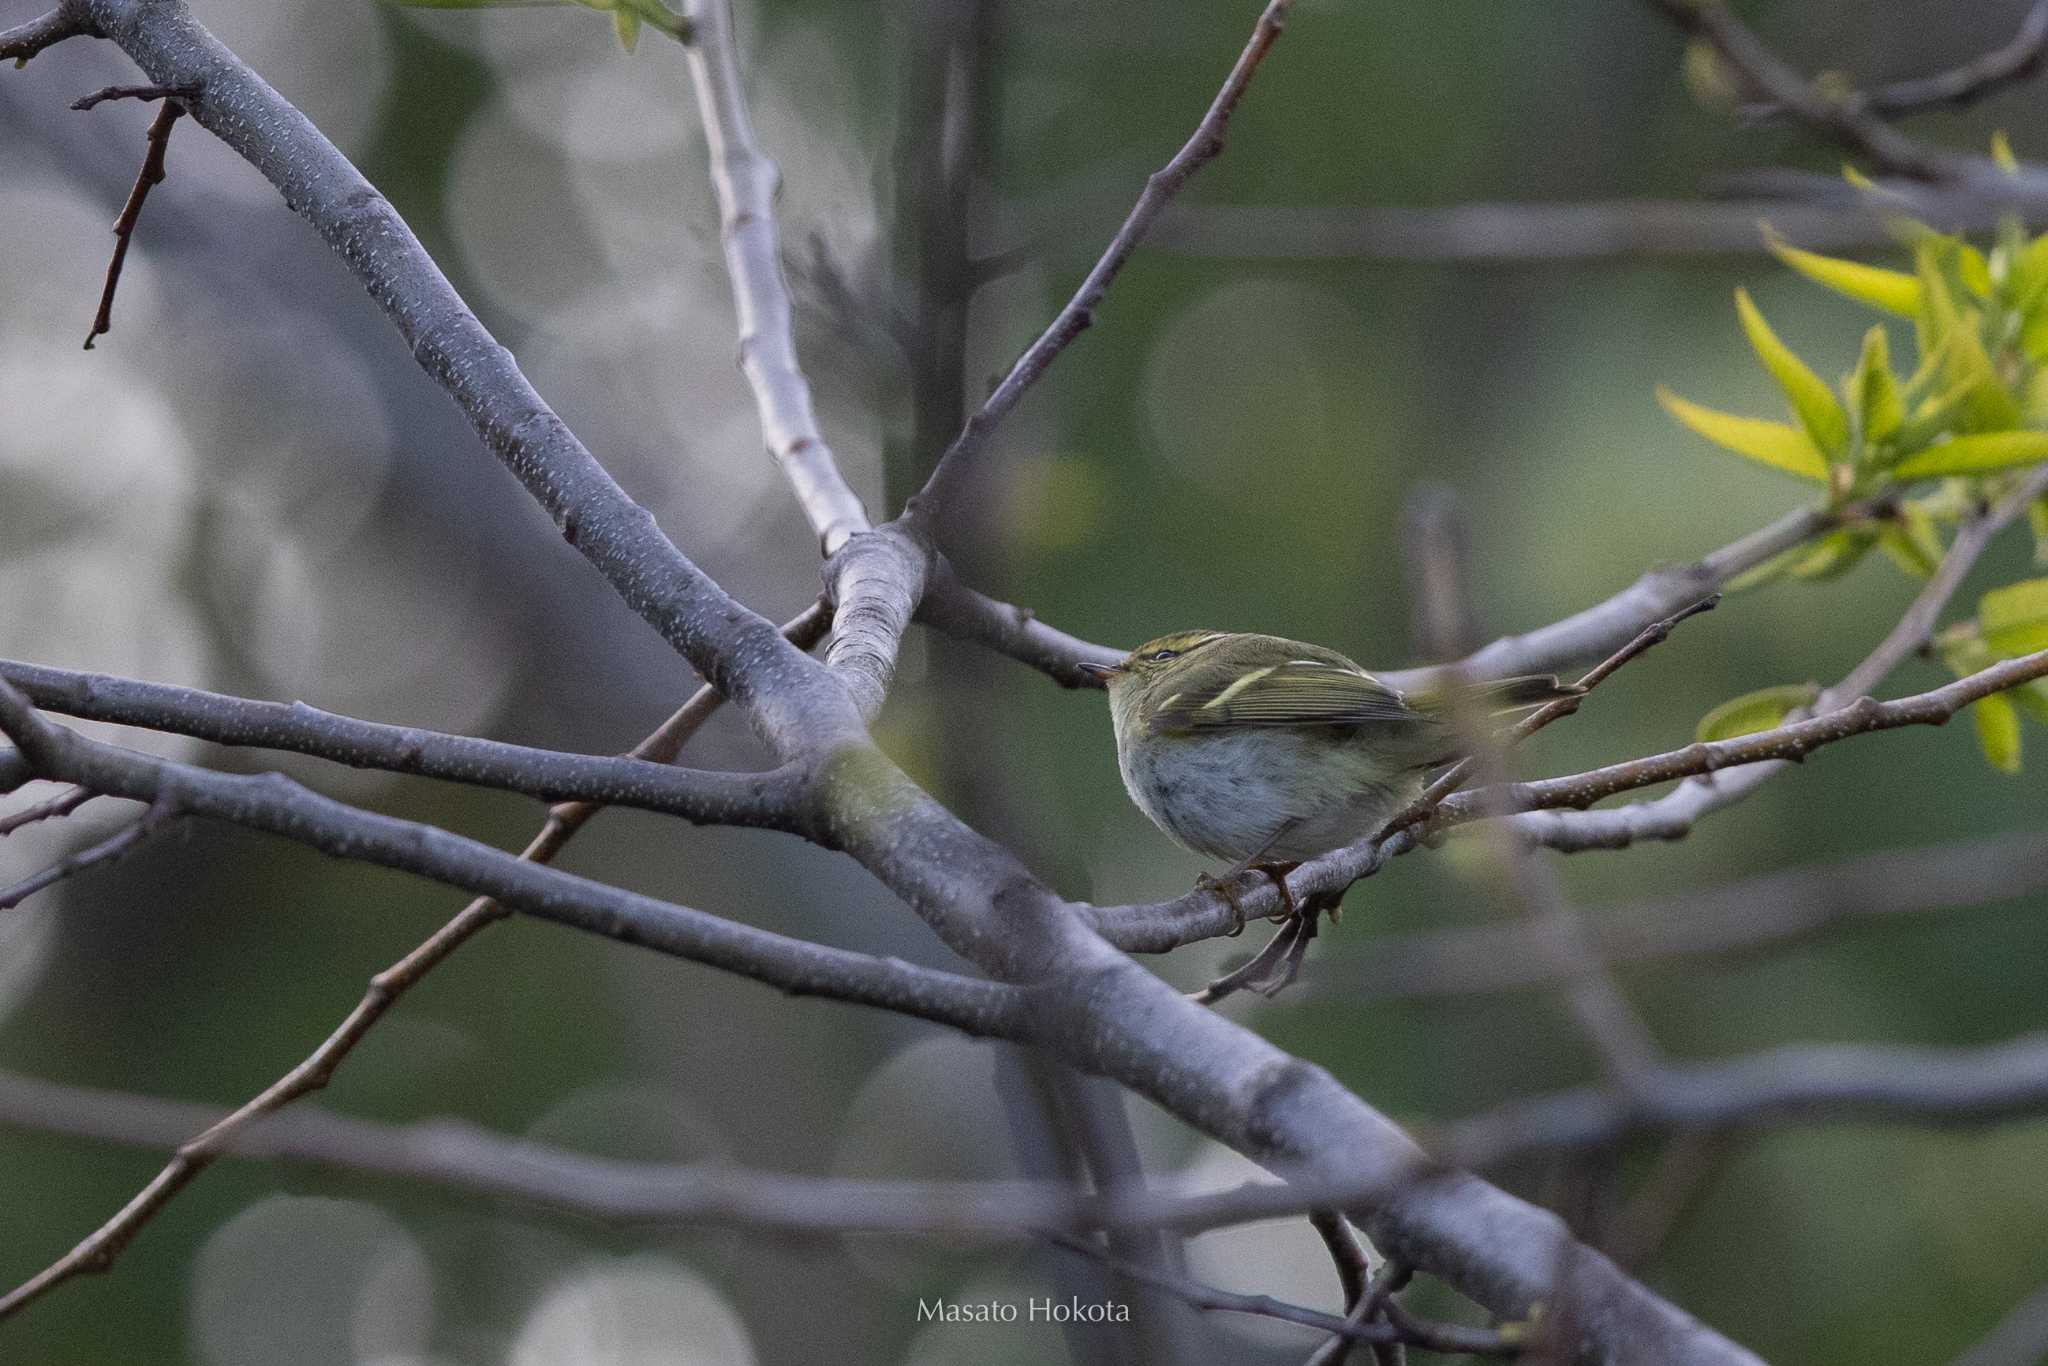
[1465,645,2048,836]
[1744,0,2048,121]
[0,799,172,910]
[0,659,810,830]
[80,90,194,349]
[0,786,99,836]
[0,6,91,64]
[1044,1232,1517,1356]
[1641,0,1968,182]
[905,0,1294,525]
[70,80,197,111]
[1386,596,1719,840]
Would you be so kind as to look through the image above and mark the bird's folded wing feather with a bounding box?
[1148,659,1423,734]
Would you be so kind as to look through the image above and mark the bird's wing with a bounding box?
[1148,658,1424,734]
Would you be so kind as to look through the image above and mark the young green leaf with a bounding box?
[1973,691,2024,772]
[1892,430,2048,480]
[2031,495,2048,564]
[1734,288,1850,456]
[1876,502,1945,578]
[1981,577,2048,655]
[1656,387,1830,482]
[1724,543,1808,593]
[1695,683,1822,743]
[1790,528,1877,580]
[1993,130,2021,174]
[1845,324,1904,446]
[2012,232,2048,315]
[1766,231,1920,317]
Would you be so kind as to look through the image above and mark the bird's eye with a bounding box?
[1147,649,1180,662]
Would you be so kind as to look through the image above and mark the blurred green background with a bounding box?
[4,0,2048,1361]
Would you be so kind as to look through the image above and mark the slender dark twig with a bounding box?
[1386,596,1719,840]
[1044,1232,1516,1356]
[905,0,1295,525]
[1744,0,2048,121]
[70,81,198,111]
[0,800,172,910]
[79,89,196,349]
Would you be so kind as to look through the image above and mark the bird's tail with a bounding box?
[1408,672,1583,721]
[1472,673,1583,713]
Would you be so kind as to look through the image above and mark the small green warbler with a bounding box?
[1080,631,1577,871]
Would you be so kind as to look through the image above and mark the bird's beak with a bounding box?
[1077,660,1121,682]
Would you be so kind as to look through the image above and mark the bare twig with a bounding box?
[70,80,196,110]
[1745,0,2048,121]
[0,685,1019,1031]
[905,0,1294,527]
[0,785,98,836]
[1642,0,1967,182]
[0,659,809,830]
[0,798,169,909]
[1306,1256,1415,1366]
[682,0,869,555]
[0,5,90,63]
[1045,1231,1517,1357]
[79,90,190,349]
[1468,644,2048,842]
[818,0,1298,721]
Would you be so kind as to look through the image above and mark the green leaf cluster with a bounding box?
[1662,159,2048,599]
[1681,151,2048,771]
